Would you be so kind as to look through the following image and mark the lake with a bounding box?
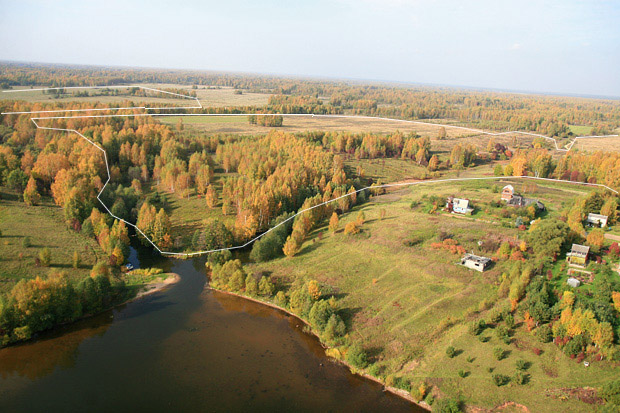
[0,252,422,412]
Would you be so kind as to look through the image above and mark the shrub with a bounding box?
[258,276,275,297]
[493,346,506,360]
[466,356,475,363]
[39,247,51,267]
[563,335,587,357]
[245,274,258,296]
[515,359,528,371]
[532,347,542,356]
[492,374,510,386]
[468,319,486,336]
[434,398,462,413]
[446,346,456,358]
[344,222,360,235]
[458,369,468,378]
[496,325,510,343]
[21,236,31,248]
[535,324,553,343]
[478,335,490,343]
[514,371,529,385]
[504,314,515,329]
[489,308,503,323]
[274,291,288,308]
[346,344,368,368]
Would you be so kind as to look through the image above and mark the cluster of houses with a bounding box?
[452,185,610,279]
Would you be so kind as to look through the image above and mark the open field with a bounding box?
[569,125,594,135]
[248,180,616,411]
[573,135,620,152]
[1,84,271,108]
[0,191,104,293]
[157,115,541,155]
[0,86,195,107]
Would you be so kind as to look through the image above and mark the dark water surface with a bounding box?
[0,256,421,412]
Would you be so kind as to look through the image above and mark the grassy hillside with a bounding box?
[0,191,104,293]
[248,180,618,411]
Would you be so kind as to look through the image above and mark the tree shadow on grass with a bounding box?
[339,306,363,328]
[297,241,323,257]
[364,216,398,225]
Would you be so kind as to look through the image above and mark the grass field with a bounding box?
[1,84,271,108]
[573,135,620,152]
[0,192,105,293]
[247,180,616,411]
[569,125,594,136]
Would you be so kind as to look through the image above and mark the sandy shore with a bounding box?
[206,286,430,411]
[133,273,181,300]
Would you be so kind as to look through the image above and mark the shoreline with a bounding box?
[207,286,430,411]
[130,272,180,302]
[0,273,181,350]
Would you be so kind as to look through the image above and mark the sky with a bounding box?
[1,0,619,97]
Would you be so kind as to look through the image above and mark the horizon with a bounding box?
[1,0,618,97]
[3,59,620,102]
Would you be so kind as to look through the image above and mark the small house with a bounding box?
[446,197,474,215]
[586,213,608,228]
[567,277,581,288]
[501,186,545,211]
[460,253,492,272]
[501,185,514,202]
[567,244,590,267]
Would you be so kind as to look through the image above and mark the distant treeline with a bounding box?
[1,63,618,137]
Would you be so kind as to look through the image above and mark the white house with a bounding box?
[446,197,474,215]
[460,253,492,272]
[586,213,608,228]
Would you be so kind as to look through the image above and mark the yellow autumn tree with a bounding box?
[23,176,41,206]
[329,212,339,233]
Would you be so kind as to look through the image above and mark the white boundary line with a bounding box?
[2,86,618,257]
[1,85,202,114]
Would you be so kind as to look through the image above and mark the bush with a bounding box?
[514,371,529,385]
[466,356,475,363]
[496,325,510,343]
[468,319,486,336]
[515,359,528,371]
[504,314,515,329]
[21,236,31,248]
[39,247,51,267]
[457,369,468,378]
[344,222,360,235]
[273,291,287,308]
[535,324,553,343]
[493,346,506,360]
[478,335,490,343]
[446,346,456,358]
[492,374,510,386]
[435,398,462,413]
[489,308,503,323]
[346,344,368,368]
[563,335,587,357]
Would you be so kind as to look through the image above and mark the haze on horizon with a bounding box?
[1,0,619,97]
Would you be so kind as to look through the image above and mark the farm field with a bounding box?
[2,84,272,108]
[0,191,105,293]
[248,180,617,411]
